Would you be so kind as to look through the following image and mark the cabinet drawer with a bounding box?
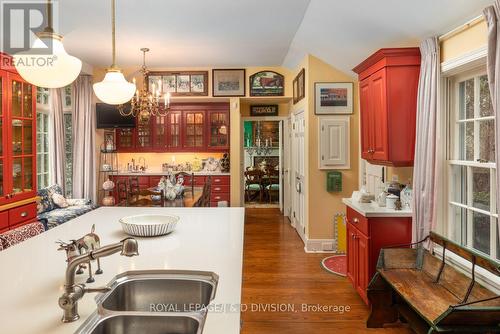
[0,211,9,230]
[211,176,229,185]
[193,176,206,186]
[211,185,230,194]
[9,203,37,227]
[211,192,229,203]
[346,206,369,236]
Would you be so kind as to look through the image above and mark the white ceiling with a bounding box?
[52,0,492,72]
[283,0,493,74]
[58,0,310,68]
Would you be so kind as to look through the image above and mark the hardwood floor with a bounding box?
[241,208,412,334]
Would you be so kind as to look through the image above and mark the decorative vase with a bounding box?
[102,196,115,206]
[102,179,115,191]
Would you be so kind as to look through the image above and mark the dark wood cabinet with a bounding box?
[0,53,38,231]
[353,48,420,167]
[115,103,229,153]
[346,206,412,305]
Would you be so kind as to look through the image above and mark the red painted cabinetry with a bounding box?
[0,53,38,231]
[346,206,412,305]
[353,48,421,167]
[116,103,229,153]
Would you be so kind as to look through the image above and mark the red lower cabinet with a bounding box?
[346,206,412,305]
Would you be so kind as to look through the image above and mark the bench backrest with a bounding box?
[429,231,500,277]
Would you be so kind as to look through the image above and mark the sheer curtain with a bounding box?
[71,75,96,203]
[484,1,500,242]
[49,88,66,194]
[412,37,440,242]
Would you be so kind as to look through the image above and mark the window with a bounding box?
[448,69,499,260]
[36,111,50,189]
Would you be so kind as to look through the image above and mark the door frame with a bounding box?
[291,110,306,242]
[241,116,288,211]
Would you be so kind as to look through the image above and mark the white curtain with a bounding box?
[412,37,440,242]
[484,1,500,242]
[71,75,96,203]
[49,88,66,194]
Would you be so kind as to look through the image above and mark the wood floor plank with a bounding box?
[241,208,413,334]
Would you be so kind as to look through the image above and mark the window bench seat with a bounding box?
[367,232,500,333]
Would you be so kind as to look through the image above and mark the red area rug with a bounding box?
[321,255,347,277]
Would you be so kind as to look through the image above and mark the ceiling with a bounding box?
[52,0,492,73]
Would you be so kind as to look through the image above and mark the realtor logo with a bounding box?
[1,0,56,55]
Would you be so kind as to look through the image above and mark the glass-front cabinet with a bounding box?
[208,110,229,150]
[0,71,36,206]
[183,111,205,150]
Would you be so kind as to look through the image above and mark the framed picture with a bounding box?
[103,131,116,151]
[293,68,305,104]
[147,71,208,96]
[249,71,284,96]
[315,82,353,114]
[212,69,246,97]
[250,105,278,117]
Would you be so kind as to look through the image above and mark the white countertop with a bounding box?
[342,198,412,218]
[115,171,230,176]
[0,207,244,334]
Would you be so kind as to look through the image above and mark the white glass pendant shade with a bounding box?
[93,70,136,105]
[14,34,82,88]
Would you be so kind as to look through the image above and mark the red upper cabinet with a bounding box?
[353,48,421,167]
[115,103,230,153]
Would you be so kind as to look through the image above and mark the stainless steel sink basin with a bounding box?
[80,314,202,334]
[97,270,219,313]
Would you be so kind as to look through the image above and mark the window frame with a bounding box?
[36,109,51,189]
[446,67,498,260]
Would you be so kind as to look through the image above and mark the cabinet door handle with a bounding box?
[353,218,359,224]
[20,212,28,218]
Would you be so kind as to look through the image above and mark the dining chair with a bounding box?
[194,176,211,207]
[265,168,280,203]
[116,180,129,206]
[175,172,194,198]
[244,170,264,202]
[127,188,165,207]
[128,176,140,203]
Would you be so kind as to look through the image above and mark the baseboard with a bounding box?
[304,238,342,253]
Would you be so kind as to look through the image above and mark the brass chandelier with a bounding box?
[119,48,170,124]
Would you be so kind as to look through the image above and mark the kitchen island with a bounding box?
[0,207,244,334]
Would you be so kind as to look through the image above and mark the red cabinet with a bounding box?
[346,206,412,305]
[0,53,38,231]
[353,48,420,167]
[116,103,229,153]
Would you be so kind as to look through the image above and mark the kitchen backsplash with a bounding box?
[117,152,225,172]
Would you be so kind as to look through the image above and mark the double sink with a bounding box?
[75,270,219,334]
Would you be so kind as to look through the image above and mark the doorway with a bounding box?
[242,118,285,210]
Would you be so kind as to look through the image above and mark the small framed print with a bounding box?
[315,82,353,114]
[147,71,208,96]
[293,68,305,104]
[212,69,246,97]
[250,105,278,117]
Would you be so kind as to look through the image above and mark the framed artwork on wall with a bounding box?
[249,71,284,96]
[147,71,208,96]
[212,69,246,97]
[293,68,305,104]
[314,82,353,114]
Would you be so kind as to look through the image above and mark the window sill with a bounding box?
[433,246,500,294]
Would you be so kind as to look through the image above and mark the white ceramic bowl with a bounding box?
[119,214,179,237]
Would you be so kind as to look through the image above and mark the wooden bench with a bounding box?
[367,231,500,333]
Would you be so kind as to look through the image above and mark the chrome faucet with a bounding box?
[58,238,139,323]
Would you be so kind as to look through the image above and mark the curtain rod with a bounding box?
[439,15,485,42]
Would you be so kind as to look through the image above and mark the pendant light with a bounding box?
[13,0,82,88]
[93,0,135,105]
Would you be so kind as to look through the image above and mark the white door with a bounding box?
[283,117,292,218]
[292,112,306,241]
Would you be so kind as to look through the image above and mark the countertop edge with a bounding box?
[342,198,413,218]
